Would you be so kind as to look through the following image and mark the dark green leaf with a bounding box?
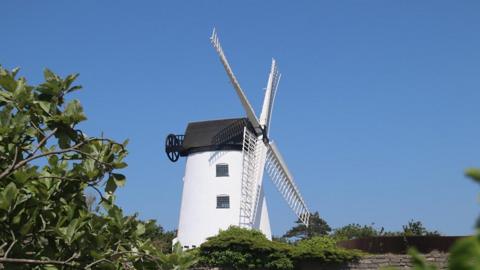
[48,155,59,167]
[0,182,18,210]
[13,170,29,185]
[37,100,51,113]
[44,68,58,81]
[106,176,117,193]
[112,173,126,187]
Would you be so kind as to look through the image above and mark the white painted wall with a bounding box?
[176,150,242,248]
[176,150,271,248]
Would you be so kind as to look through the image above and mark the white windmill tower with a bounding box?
[165,29,310,249]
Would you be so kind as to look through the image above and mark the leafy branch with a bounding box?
[0,257,77,267]
[0,66,175,270]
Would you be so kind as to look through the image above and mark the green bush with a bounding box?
[198,227,362,270]
[291,237,363,264]
[159,243,198,270]
[198,226,293,270]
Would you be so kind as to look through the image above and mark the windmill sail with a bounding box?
[211,28,310,227]
[260,59,281,135]
[210,29,263,135]
[265,142,310,225]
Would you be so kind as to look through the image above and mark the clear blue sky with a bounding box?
[2,1,479,236]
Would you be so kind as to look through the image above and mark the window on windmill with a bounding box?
[216,163,229,177]
[216,195,230,209]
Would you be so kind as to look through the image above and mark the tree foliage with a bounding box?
[332,223,383,241]
[141,220,176,254]
[0,66,174,269]
[331,221,439,241]
[399,220,440,237]
[283,212,331,241]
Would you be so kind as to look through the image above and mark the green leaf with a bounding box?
[0,193,10,210]
[64,73,79,87]
[43,265,60,270]
[466,168,480,184]
[13,78,32,107]
[106,176,117,194]
[13,170,29,185]
[37,100,51,113]
[0,91,12,102]
[0,182,18,210]
[0,67,18,91]
[63,99,87,124]
[57,132,71,149]
[48,155,59,167]
[19,219,34,235]
[12,209,24,224]
[44,68,58,81]
[136,223,146,236]
[101,199,113,211]
[113,162,128,169]
[112,173,126,187]
[64,73,82,93]
[66,85,82,93]
[11,67,20,77]
[66,219,80,244]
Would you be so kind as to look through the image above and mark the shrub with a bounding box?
[159,243,198,270]
[198,226,293,270]
[198,227,363,270]
[290,237,363,264]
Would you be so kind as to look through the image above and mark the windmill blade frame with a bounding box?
[265,141,310,226]
[210,28,310,227]
[239,127,266,228]
[210,29,263,135]
[260,59,281,135]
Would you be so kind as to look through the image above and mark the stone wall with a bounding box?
[353,252,447,269]
[297,251,448,270]
[193,251,449,270]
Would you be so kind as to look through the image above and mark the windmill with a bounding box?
[165,29,310,249]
